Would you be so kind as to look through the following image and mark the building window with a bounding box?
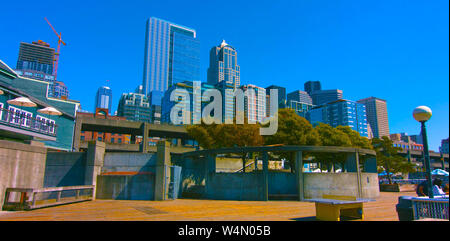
[98,137,102,141]
[81,136,85,141]
[111,138,115,143]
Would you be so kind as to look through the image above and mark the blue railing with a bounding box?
[0,107,57,137]
[412,196,449,220]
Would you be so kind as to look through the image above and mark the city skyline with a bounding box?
[0,0,448,151]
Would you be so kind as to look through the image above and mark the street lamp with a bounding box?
[413,106,433,198]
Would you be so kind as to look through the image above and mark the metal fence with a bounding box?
[379,179,426,185]
[2,185,94,211]
[412,196,449,220]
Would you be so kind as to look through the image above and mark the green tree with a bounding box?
[371,136,416,184]
[186,118,264,172]
[314,123,353,171]
[264,108,321,172]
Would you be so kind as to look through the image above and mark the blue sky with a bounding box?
[0,0,448,151]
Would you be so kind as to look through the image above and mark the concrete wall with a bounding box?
[303,173,379,199]
[0,140,47,210]
[96,174,155,200]
[268,172,297,196]
[103,153,156,173]
[172,155,207,198]
[44,152,86,187]
[206,173,264,201]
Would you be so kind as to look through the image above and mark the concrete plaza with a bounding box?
[0,191,416,221]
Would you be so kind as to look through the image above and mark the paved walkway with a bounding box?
[0,191,416,221]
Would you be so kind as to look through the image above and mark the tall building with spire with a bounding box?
[142,17,200,102]
[207,40,240,89]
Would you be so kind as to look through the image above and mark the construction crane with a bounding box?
[44,17,66,81]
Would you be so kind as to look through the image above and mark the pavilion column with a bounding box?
[205,154,216,198]
[295,151,304,201]
[262,152,269,201]
[345,151,362,199]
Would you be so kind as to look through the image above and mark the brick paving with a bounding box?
[0,191,417,221]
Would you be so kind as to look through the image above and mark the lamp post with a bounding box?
[413,106,433,198]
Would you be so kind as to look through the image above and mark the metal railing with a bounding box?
[2,185,94,211]
[412,196,449,220]
[0,107,57,136]
[379,179,426,185]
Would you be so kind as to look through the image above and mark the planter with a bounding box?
[380,183,417,192]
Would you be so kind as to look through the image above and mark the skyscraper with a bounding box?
[207,40,240,89]
[357,97,390,138]
[286,90,313,118]
[310,89,343,106]
[304,81,322,95]
[307,99,369,137]
[95,86,113,113]
[142,17,200,97]
[15,40,69,98]
[241,84,266,123]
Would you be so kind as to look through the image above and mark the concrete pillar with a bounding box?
[345,152,362,199]
[140,123,150,153]
[205,154,216,198]
[85,141,106,200]
[72,117,83,151]
[262,152,269,201]
[154,141,171,201]
[295,151,304,201]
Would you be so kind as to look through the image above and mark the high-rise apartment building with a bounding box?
[307,99,369,137]
[15,40,69,98]
[304,81,322,95]
[95,86,113,113]
[117,92,152,123]
[287,90,313,106]
[310,89,343,106]
[207,40,240,89]
[357,97,390,138]
[241,84,266,123]
[286,90,313,118]
[440,138,449,154]
[161,81,215,124]
[142,17,200,98]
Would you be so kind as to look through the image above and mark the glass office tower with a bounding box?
[307,99,369,137]
[142,17,200,97]
[95,86,113,113]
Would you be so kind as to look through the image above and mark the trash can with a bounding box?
[396,196,414,221]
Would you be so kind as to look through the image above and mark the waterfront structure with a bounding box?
[161,81,215,124]
[14,40,69,98]
[95,86,113,114]
[1,59,79,151]
[390,133,424,151]
[240,84,266,123]
[142,17,200,98]
[307,99,369,137]
[357,97,390,138]
[304,80,322,95]
[207,40,240,89]
[440,138,449,154]
[117,91,152,123]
